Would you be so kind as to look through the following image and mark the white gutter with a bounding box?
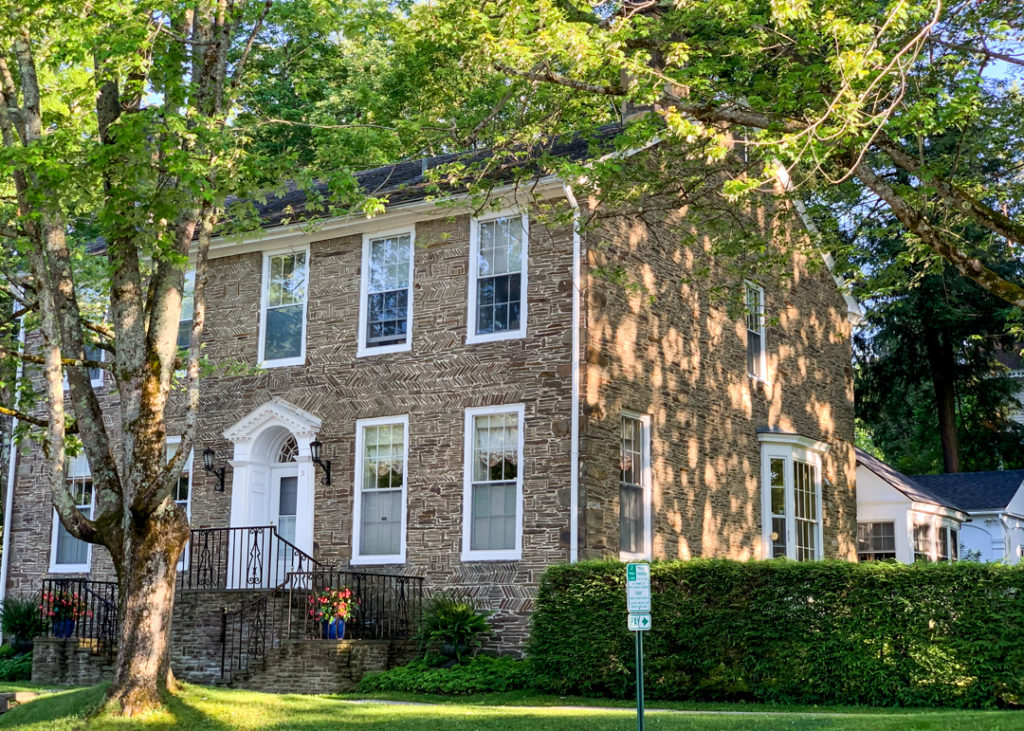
[563,183,583,564]
[0,314,25,640]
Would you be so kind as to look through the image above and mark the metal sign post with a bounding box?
[626,563,651,731]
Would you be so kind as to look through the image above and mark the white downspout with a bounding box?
[563,183,582,563]
[0,315,26,641]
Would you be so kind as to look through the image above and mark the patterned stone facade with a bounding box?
[6,158,856,678]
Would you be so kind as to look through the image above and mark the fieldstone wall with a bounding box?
[31,638,114,685]
[578,183,857,562]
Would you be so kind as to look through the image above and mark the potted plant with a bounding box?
[308,586,357,640]
[38,590,91,638]
[413,592,493,664]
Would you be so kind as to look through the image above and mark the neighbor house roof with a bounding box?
[909,470,1024,512]
[855,448,962,511]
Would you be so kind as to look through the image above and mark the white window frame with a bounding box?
[63,346,105,390]
[912,520,959,563]
[351,414,409,565]
[178,268,196,352]
[466,209,529,345]
[258,245,310,368]
[357,228,415,357]
[759,434,825,561]
[461,403,525,562]
[49,455,94,574]
[619,411,653,562]
[745,281,767,382]
[167,436,194,571]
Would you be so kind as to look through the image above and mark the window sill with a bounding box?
[466,329,527,346]
[48,564,91,574]
[357,342,412,358]
[259,355,305,369]
[350,554,406,566]
[619,550,651,563]
[460,549,521,562]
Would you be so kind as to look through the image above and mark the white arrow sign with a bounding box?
[628,613,652,631]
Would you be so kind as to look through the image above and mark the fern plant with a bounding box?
[413,593,493,663]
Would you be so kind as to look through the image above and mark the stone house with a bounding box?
[2,133,859,689]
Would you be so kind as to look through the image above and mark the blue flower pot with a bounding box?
[322,619,345,640]
[52,619,76,638]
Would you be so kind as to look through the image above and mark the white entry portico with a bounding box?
[224,399,322,574]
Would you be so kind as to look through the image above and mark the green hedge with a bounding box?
[357,655,531,695]
[527,560,1024,708]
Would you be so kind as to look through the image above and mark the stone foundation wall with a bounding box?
[31,638,114,686]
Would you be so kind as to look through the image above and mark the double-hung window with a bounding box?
[467,212,528,343]
[857,521,896,561]
[745,282,766,381]
[760,435,824,561]
[167,438,193,570]
[50,454,93,573]
[462,404,524,561]
[352,416,408,564]
[358,231,414,356]
[620,413,652,560]
[260,249,309,366]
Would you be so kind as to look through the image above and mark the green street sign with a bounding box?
[626,562,651,613]
[627,613,652,631]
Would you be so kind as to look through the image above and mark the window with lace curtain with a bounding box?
[353,416,408,564]
[462,404,524,561]
[50,453,93,572]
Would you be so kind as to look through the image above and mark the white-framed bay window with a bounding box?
[759,433,825,561]
[619,412,652,561]
[745,281,767,381]
[49,453,94,573]
[913,521,959,563]
[467,210,528,344]
[462,404,524,561]
[259,247,309,367]
[352,415,409,565]
[357,229,415,356]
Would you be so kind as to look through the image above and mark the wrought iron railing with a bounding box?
[179,525,325,592]
[220,568,423,679]
[39,577,119,656]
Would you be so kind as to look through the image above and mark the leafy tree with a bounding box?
[400,0,1024,309]
[0,0,384,715]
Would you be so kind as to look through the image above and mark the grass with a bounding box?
[1,683,1023,730]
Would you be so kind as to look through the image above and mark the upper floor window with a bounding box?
[352,416,408,564]
[260,249,308,367]
[760,434,824,561]
[177,269,195,351]
[467,212,528,344]
[50,454,93,572]
[85,345,104,388]
[745,282,766,381]
[358,231,414,356]
[620,412,652,560]
[462,404,524,561]
[857,521,896,561]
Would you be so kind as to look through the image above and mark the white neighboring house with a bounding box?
[855,449,966,563]
[909,469,1024,565]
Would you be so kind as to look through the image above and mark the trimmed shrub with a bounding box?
[413,593,493,662]
[527,559,1024,708]
[357,655,531,695]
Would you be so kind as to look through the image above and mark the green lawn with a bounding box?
[2,684,1023,730]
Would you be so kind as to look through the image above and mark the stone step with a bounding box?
[0,691,40,714]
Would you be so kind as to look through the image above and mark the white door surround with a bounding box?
[224,398,322,562]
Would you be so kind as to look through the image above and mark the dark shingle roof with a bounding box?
[855,448,962,511]
[909,470,1024,512]
[243,124,621,230]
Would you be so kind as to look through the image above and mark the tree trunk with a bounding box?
[924,328,961,473]
[106,507,189,716]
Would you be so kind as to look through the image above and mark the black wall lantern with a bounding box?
[202,448,227,492]
[309,440,332,485]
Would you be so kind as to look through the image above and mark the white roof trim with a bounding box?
[756,431,830,454]
[224,397,323,441]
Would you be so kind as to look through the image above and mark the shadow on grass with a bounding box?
[0,684,106,730]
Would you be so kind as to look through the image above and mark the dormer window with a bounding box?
[260,249,309,367]
[467,211,528,344]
